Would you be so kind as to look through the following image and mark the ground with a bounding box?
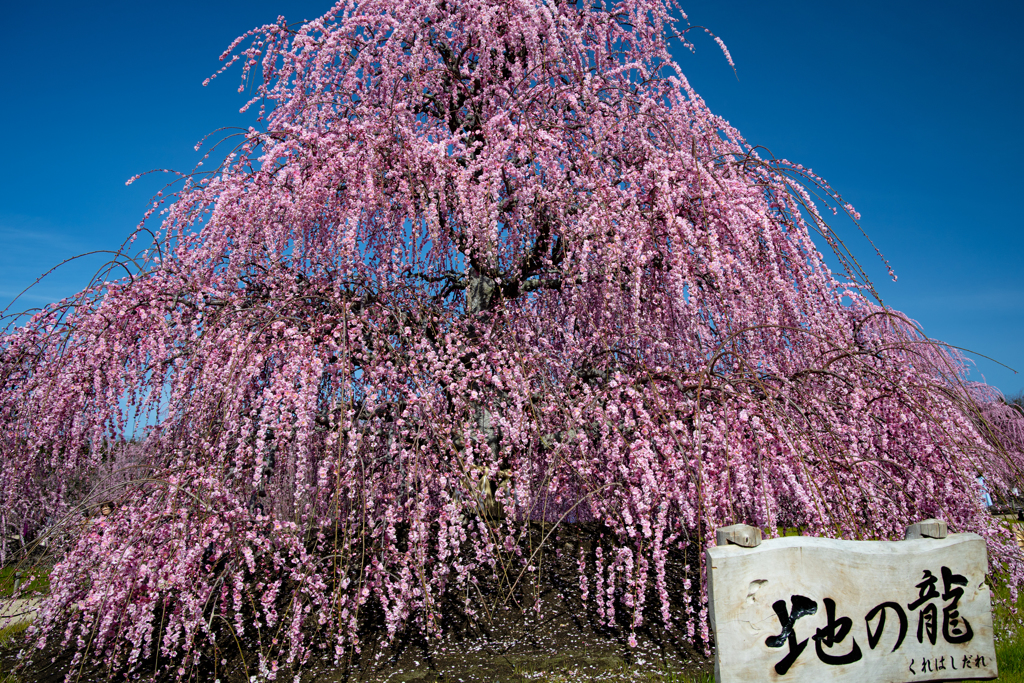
[4,519,1024,682]
[0,522,713,682]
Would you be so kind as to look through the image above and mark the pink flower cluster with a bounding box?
[1,0,1020,676]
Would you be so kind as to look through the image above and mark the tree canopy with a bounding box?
[2,0,1021,676]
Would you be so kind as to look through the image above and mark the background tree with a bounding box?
[1,0,1021,676]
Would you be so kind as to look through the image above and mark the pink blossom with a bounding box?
[1,0,1021,677]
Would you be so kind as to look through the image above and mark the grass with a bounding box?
[0,622,29,683]
[0,566,49,598]
[998,639,1024,683]
[990,515,1024,682]
[0,563,42,683]
[0,623,27,649]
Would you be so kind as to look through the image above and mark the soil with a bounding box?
[0,522,715,682]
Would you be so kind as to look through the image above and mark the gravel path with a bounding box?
[0,598,38,630]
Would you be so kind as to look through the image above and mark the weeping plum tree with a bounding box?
[2,0,1022,677]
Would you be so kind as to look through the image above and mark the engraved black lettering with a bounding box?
[766,595,818,675]
[940,566,973,644]
[865,601,908,652]
[812,598,862,665]
[916,603,938,645]
[908,570,940,611]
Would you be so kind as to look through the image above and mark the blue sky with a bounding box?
[2,1,1021,397]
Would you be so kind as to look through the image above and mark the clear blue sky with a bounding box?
[2,1,1021,397]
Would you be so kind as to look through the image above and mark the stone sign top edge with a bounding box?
[707,531,984,559]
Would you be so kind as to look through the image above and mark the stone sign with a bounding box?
[707,527,997,682]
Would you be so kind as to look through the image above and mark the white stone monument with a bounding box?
[707,521,997,682]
